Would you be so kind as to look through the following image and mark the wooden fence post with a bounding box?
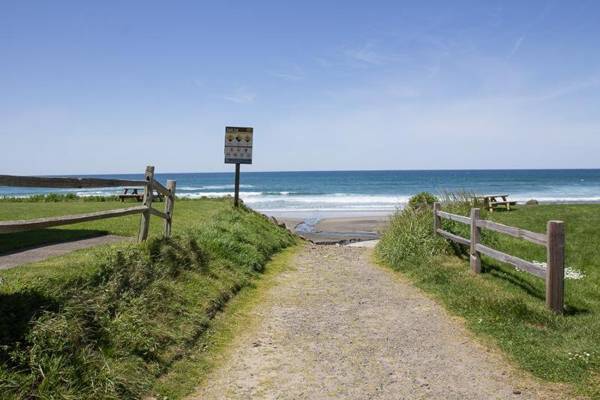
[546,221,565,314]
[164,180,176,237]
[138,165,155,242]
[470,208,481,273]
[433,202,441,234]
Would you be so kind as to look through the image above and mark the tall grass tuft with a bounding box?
[377,206,449,267]
[377,191,482,268]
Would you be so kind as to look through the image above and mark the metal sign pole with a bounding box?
[224,126,253,208]
[234,163,241,207]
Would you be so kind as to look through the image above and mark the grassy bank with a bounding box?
[376,202,600,398]
[153,244,300,398]
[0,198,296,399]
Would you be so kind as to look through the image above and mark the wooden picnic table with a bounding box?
[480,194,516,212]
[118,188,163,202]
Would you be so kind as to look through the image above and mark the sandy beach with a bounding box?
[265,212,392,243]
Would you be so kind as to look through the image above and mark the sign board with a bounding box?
[224,126,253,164]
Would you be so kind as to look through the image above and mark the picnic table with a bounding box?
[118,188,163,202]
[480,194,516,212]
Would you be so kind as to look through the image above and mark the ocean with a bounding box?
[2,170,600,215]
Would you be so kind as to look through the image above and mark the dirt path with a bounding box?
[191,244,562,399]
[0,235,128,270]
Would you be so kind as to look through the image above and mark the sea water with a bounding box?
[2,170,600,215]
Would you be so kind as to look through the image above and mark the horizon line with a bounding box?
[8,167,600,177]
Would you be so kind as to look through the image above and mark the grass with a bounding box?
[152,244,301,398]
[0,197,296,399]
[0,197,227,254]
[376,202,600,398]
[0,193,119,203]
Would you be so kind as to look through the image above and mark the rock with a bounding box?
[526,199,539,206]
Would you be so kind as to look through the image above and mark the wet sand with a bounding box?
[268,213,391,244]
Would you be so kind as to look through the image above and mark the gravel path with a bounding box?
[0,235,128,270]
[191,244,562,399]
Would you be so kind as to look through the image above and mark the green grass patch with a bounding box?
[0,198,296,399]
[0,193,120,202]
[376,203,600,398]
[152,244,301,399]
[0,197,227,254]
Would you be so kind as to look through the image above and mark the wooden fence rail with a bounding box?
[0,166,176,242]
[0,175,147,189]
[433,202,565,314]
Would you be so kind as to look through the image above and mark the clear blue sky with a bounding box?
[1,1,599,174]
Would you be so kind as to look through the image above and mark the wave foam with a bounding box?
[243,194,410,204]
[179,184,254,191]
[177,191,264,198]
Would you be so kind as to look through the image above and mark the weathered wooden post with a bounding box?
[164,179,176,237]
[138,165,155,242]
[469,208,481,273]
[546,220,565,314]
[433,202,441,234]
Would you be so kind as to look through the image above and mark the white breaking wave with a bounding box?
[76,191,115,197]
[244,194,409,205]
[179,184,254,191]
[178,191,264,198]
[243,193,410,212]
[6,185,600,214]
[174,191,408,211]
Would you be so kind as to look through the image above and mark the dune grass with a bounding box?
[0,198,296,399]
[376,202,600,398]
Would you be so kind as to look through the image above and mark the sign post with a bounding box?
[224,126,253,207]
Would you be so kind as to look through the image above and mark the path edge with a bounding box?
[151,243,304,399]
[368,249,580,399]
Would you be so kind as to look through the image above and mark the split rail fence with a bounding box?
[433,202,565,314]
[0,166,176,242]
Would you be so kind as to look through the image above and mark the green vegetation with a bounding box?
[153,245,300,398]
[376,199,600,398]
[0,193,118,202]
[0,197,229,254]
[0,198,296,399]
[407,191,438,210]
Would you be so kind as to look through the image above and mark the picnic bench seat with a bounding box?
[118,188,164,202]
[480,194,517,212]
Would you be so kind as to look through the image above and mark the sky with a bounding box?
[1,0,600,175]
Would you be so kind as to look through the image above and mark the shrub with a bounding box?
[378,192,499,268]
[408,192,438,210]
[376,206,449,268]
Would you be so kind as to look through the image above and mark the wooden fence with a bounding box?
[0,166,176,242]
[433,202,565,314]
